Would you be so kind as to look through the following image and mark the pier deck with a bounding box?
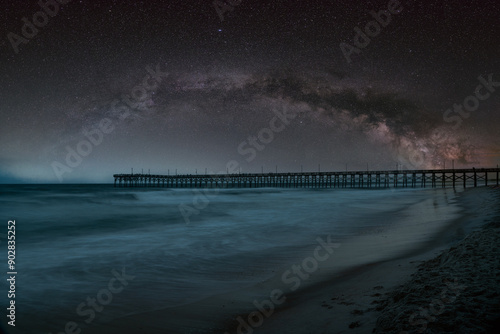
[113,168,500,189]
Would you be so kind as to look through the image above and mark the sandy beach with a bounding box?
[3,1,500,333]
[374,188,500,334]
[76,186,499,334]
[206,186,499,334]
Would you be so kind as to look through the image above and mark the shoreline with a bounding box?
[375,187,500,333]
[218,186,500,334]
[53,186,499,334]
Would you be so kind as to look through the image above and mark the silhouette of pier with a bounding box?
[114,167,499,189]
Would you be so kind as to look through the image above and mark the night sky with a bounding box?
[1,0,499,183]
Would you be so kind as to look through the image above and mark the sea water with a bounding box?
[0,184,460,333]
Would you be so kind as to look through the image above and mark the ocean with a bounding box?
[0,184,462,333]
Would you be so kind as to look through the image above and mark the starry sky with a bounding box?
[1,0,499,183]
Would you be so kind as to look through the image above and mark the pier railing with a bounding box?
[113,168,500,189]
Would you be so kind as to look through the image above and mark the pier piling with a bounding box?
[113,167,499,189]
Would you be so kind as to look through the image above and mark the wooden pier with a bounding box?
[114,168,499,189]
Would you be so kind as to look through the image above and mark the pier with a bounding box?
[114,168,500,189]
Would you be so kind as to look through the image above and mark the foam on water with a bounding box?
[0,184,461,333]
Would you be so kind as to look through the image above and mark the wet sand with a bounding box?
[81,186,500,334]
[218,187,500,334]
